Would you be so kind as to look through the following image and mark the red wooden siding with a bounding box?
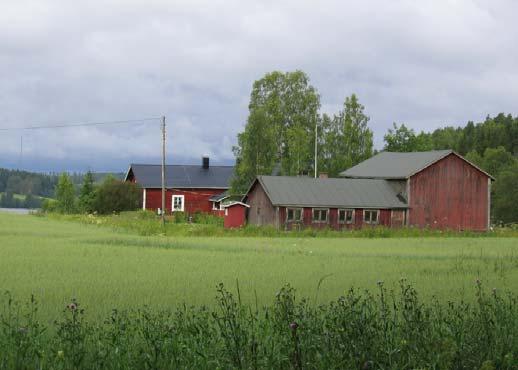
[280,207,393,231]
[224,204,248,228]
[144,188,226,215]
[409,153,489,231]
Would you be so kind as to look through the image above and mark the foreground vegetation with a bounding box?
[1,281,517,369]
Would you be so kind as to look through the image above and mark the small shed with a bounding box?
[223,202,249,229]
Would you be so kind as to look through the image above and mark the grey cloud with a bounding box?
[1,0,517,171]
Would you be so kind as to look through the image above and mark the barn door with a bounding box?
[391,210,405,227]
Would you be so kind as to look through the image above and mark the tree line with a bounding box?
[232,70,518,224]
[47,172,141,214]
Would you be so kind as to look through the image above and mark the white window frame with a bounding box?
[338,209,355,224]
[312,208,329,223]
[212,201,222,211]
[286,208,303,222]
[172,195,185,212]
[363,209,379,224]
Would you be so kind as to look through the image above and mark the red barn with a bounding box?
[341,150,494,231]
[124,157,233,216]
[244,176,407,230]
[244,150,493,231]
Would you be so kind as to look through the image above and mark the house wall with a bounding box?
[246,182,277,226]
[409,153,489,231]
[279,207,395,230]
[144,188,226,215]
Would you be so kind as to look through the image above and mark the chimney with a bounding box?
[202,156,210,169]
[319,172,328,179]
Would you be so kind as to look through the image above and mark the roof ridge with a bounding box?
[131,163,234,167]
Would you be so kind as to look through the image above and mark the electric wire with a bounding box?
[0,117,161,131]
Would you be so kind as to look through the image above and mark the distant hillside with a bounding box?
[0,168,124,200]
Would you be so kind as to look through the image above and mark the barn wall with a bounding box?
[246,182,277,227]
[144,188,226,215]
[280,207,394,230]
[409,153,489,231]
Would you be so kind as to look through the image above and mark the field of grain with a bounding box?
[0,212,517,321]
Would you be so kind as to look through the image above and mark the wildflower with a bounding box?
[18,326,28,335]
[67,302,77,311]
[289,322,298,331]
[362,360,373,369]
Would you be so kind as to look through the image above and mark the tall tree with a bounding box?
[78,171,96,213]
[383,123,433,152]
[231,108,277,192]
[232,71,320,192]
[321,94,374,175]
[55,173,76,214]
[492,162,518,224]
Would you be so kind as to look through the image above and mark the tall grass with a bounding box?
[42,211,518,238]
[1,282,516,369]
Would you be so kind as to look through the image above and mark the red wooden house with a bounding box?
[244,150,493,231]
[124,157,233,216]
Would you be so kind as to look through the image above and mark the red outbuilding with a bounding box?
[124,156,234,216]
[223,202,249,229]
[244,150,493,231]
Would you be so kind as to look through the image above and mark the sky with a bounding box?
[1,0,517,172]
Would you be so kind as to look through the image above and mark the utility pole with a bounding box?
[161,116,166,226]
[314,122,318,178]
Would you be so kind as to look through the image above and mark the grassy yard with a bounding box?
[0,212,517,321]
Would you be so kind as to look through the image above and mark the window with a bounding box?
[286,208,303,222]
[364,210,379,224]
[212,201,223,211]
[312,208,328,223]
[338,209,354,224]
[172,195,184,212]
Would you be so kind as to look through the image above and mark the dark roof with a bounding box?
[253,176,407,209]
[126,164,234,189]
[340,150,455,179]
[340,150,494,179]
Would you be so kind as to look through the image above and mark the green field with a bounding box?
[0,212,517,321]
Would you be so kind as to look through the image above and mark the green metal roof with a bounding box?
[339,150,453,179]
[256,176,407,209]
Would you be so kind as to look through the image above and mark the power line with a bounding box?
[0,117,161,131]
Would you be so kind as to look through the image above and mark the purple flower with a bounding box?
[289,322,298,331]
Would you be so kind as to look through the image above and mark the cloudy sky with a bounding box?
[1,0,517,172]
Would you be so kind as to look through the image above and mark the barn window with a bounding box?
[172,195,184,212]
[286,208,303,222]
[338,209,354,224]
[212,201,223,211]
[312,208,328,223]
[364,210,379,224]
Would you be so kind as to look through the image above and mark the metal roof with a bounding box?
[339,150,454,179]
[255,176,407,209]
[126,164,234,189]
[209,191,230,202]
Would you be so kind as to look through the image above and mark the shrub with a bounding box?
[0,282,517,369]
[92,178,141,214]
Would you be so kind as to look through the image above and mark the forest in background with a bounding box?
[232,71,518,224]
[0,170,123,208]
